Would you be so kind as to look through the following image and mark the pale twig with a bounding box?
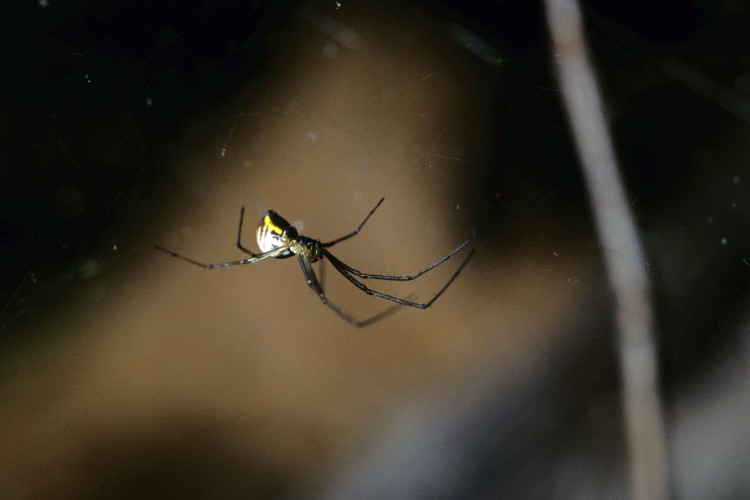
[544,1,668,499]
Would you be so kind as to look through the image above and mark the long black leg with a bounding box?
[235,206,258,255]
[323,240,470,281]
[318,256,327,290]
[326,248,476,309]
[322,197,385,248]
[153,244,289,269]
[297,254,403,327]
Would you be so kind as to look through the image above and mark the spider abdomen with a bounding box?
[257,211,294,257]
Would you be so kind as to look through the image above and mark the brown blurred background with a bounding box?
[1,0,749,498]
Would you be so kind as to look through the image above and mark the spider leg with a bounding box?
[323,240,470,281]
[297,254,403,327]
[326,247,476,309]
[153,244,289,269]
[322,197,385,248]
[235,206,259,256]
[317,256,327,290]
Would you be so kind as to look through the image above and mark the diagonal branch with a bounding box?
[544,1,669,499]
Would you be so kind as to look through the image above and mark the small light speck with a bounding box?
[721,237,728,245]
[733,175,740,184]
[552,251,559,257]
[335,1,341,9]
[732,202,737,208]
[78,259,101,278]
[84,73,92,83]
[456,204,460,210]
[112,245,118,251]
[307,131,318,141]
[146,97,153,107]
[323,43,339,58]
[38,0,49,7]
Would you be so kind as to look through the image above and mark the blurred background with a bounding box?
[1,0,749,498]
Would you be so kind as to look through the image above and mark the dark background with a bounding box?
[1,0,749,498]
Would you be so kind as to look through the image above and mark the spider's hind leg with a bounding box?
[297,253,403,327]
[325,247,476,310]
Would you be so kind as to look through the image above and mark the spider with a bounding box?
[153,198,475,327]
